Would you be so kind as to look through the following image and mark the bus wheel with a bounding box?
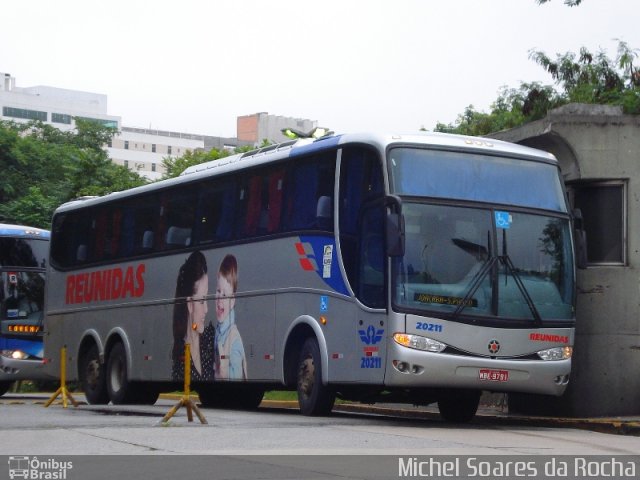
[106,342,135,405]
[296,337,335,416]
[437,390,481,423]
[80,344,108,405]
[0,381,13,397]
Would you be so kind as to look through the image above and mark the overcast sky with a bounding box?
[3,0,638,138]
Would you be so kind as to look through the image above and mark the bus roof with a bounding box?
[0,224,50,239]
[53,132,558,214]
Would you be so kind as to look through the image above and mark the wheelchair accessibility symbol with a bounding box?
[320,295,329,312]
[495,211,512,229]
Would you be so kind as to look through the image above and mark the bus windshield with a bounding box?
[0,237,48,323]
[394,202,574,322]
[389,147,567,212]
[0,237,49,268]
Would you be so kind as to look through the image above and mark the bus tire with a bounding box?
[0,381,13,397]
[437,390,481,423]
[80,344,109,405]
[296,337,335,416]
[106,342,136,405]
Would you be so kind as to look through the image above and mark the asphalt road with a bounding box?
[1,394,638,456]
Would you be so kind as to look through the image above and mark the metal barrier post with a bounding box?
[161,343,207,424]
[44,346,79,408]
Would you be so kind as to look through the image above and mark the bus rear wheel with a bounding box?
[106,342,137,405]
[296,337,335,416]
[80,344,109,405]
[437,390,481,423]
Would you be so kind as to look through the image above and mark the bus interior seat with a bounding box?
[166,226,191,247]
[76,244,87,262]
[142,230,154,250]
[316,196,333,230]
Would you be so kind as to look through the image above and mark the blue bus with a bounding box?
[0,224,50,396]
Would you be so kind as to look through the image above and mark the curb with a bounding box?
[257,399,640,436]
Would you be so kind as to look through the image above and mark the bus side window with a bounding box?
[132,194,158,254]
[216,181,237,241]
[358,205,386,308]
[244,175,262,236]
[284,153,335,232]
[339,146,384,299]
[267,168,285,233]
[160,189,196,250]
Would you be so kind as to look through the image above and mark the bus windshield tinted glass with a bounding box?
[1,271,46,322]
[389,148,567,212]
[394,203,574,321]
[0,238,48,268]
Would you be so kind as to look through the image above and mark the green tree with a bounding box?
[161,143,262,179]
[0,120,146,228]
[529,41,640,113]
[435,41,639,135]
[161,148,230,179]
[536,0,582,5]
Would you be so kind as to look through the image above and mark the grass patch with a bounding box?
[263,390,297,401]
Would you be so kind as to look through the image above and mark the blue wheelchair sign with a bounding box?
[320,295,329,312]
[495,211,512,229]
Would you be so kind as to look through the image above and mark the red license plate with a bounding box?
[478,369,509,382]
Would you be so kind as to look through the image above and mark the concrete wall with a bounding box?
[491,104,640,416]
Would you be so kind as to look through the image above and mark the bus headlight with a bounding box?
[1,350,29,360]
[393,333,446,353]
[537,346,573,361]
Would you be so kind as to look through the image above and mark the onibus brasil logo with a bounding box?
[8,456,73,479]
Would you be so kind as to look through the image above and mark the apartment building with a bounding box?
[1,71,119,131]
[1,73,313,180]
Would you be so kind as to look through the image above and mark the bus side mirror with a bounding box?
[573,208,588,269]
[386,212,405,257]
[384,195,405,257]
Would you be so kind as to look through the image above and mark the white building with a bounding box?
[0,72,120,131]
[108,127,204,181]
[1,73,309,180]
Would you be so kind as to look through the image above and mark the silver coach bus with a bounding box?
[44,132,577,421]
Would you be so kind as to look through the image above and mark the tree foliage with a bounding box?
[536,0,582,6]
[161,141,264,179]
[0,120,146,228]
[435,41,639,136]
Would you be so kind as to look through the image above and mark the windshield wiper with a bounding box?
[499,254,543,327]
[450,230,543,327]
[450,231,494,322]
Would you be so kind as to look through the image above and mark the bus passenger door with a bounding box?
[337,146,387,384]
[353,203,388,383]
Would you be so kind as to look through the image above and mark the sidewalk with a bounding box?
[259,399,640,436]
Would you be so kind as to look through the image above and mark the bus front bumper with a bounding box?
[384,341,571,396]
[0,356,53,382]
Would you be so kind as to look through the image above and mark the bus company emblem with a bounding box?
[295,242,318,271]
[529,333,569,344]
[65,264,145,305]
[359,325,384,345]
[487,339,500,354]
